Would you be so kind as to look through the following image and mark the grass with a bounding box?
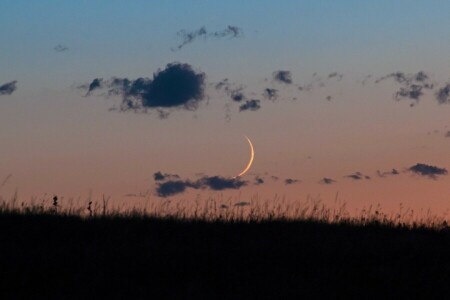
[0,193,449,299]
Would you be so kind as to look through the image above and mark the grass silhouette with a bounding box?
[0,194,449,299]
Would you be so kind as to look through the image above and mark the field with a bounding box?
[0,195,449,299]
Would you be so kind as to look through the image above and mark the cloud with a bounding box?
[239,99,261,112]
[84,63,206,116]
[273,70,292,84]
[344,172,370,180]
[328,72,343,81]
[445,131,450,138]
[214,78,247,102]
[230,90,245,102]
[0,81,17,95]
[54,44,68,52]
[85,78,103,96]
[200,176,246,190]
[376,169,400,178]
[375,71,434,103]
[319,177,336,185]
[254,177,265,185]
[436,84,450,104]
[263,88,278,101]
[155,174,247,197]
[153,171,180,181]
[408,163,448,179]
[156,180,197,197]
[173,25,243,50]
[284,178,300,185]
[394,84,424,102]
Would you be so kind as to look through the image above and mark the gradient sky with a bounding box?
[1,1,449,216]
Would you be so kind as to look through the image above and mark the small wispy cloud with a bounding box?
[54,44,69,52]
[273,70,292,84]
[0,81,17,96]
[173,25,243,51]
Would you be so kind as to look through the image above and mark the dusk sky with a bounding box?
[1,1,449,215]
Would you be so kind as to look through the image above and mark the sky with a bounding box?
[1,1,449,216]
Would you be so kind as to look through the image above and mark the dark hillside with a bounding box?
[0,213,449,299]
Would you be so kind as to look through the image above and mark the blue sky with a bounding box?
[3,0,450,88]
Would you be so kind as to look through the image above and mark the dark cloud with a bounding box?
[54,44,68,52]
[377,169,400,178]
[0,81,17,95]
[328,72,343,81]
[325,96,332,101]
[263,88,278,101]
[445,131,450,138]
[273,70,292,84]
[319,177,336,185]
[231,90,245,102]
[214,78,247,103]
[435,84,450,104]
[394,84,424,101]
[284,178,300,185]
[173,25,243,50]
[84,63,206,116]
[239,99,261,112]
[85,78,103,96]
[214,78,229,90]
[155,174,247,197]
[375,71,434,103]
[200,176,246,191]
[156,180,197,197]
[408,163,448,179]
[212,25,242,38]
[254,177,264,185]
[344,172,370,181]
[359,74,373,86]
[153,171,180,181]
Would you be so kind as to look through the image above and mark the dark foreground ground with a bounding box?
[0,213,449,299]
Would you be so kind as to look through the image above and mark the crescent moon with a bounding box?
[235,136,255,178]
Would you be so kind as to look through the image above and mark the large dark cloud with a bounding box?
[239,99,261,112]
[155,174,247,197]
[273,70,292,84]
[174,25,243,50]
[408,163,448,179]
[0,81,17,95]
[84,63,206,116]
[445,131,450,138]
[435,84,450,104]
[375,71,434,104]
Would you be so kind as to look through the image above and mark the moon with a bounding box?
[235,136,255,178]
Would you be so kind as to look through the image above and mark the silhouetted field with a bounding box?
[0,198,449,299]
